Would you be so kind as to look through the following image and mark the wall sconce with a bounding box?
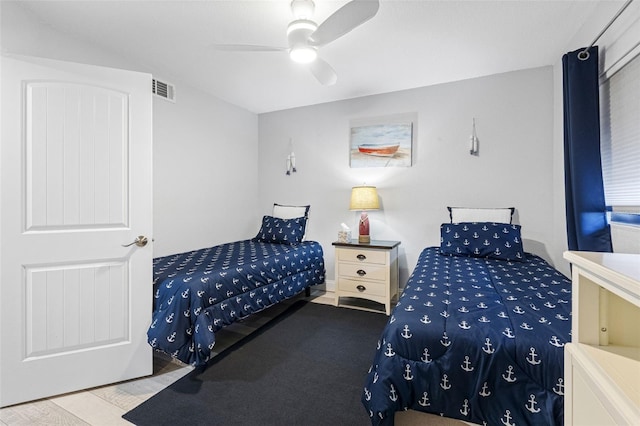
[349,185,379,243]
[470,118,479,156]
[286,152,296,175]
[286,138,297,175]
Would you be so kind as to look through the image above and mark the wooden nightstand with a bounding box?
[332,240,400,315]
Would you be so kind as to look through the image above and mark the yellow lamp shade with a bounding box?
[350,186,379,210]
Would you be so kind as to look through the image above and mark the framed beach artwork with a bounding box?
[349,113,416,168]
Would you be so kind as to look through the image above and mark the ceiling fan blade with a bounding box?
[308,0,380,47]
[212,44,287,52]
[309,57,337,86]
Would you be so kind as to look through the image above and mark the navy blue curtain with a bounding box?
[562,46,612,252]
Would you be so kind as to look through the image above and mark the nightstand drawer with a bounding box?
[337,278,386,297]
[336,248,387,265]
[338,262,387,282]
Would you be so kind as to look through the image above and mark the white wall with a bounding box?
[0,2,260,258]
[258,67,556,288]
[152,87,259,256]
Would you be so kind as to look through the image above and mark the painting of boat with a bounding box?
[349,115,414,168]
[358,143,400,157]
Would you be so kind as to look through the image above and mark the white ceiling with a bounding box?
[17,0,615,113]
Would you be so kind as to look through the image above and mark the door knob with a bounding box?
[122,236,148,248]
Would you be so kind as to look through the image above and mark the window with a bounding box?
[600,52,640,225]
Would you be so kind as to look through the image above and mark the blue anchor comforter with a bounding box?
[362,247,571,425]
[148,239,325,366]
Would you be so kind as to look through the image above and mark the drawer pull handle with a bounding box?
[356,269,366,276]
[356,285,366,292]
[357,254,367,261]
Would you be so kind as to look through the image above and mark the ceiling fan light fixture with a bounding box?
[287,19,318,63]
[289,45,318,63]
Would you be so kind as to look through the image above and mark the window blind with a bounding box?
[600,52,640,209]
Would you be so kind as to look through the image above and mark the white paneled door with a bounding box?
[0,55,153,407]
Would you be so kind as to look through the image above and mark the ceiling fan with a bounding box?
[213,0,380,86]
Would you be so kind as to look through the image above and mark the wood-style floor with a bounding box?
[0,291,464,426]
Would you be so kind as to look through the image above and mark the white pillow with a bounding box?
[273,203,309,219]
[272,203,310,240]
[448,207,514,224]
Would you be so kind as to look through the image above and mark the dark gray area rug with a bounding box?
[123,301,389,425]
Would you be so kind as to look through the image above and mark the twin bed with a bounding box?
[362,208,572,425]
[147,204,325,366]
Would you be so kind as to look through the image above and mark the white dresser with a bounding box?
[563,251,640,425]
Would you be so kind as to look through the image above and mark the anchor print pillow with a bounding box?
[439,222,525,261]
[273,203,310,240]
[254,215,307,245]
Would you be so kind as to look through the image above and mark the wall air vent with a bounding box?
[152,78,176,102]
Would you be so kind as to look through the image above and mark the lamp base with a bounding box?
[358,235,371,244]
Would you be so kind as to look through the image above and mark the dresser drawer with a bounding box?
[336,248,387,265]
[338,262,388,282]
[337,278,386,297]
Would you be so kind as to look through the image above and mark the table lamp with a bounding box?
[350,185,379,243]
